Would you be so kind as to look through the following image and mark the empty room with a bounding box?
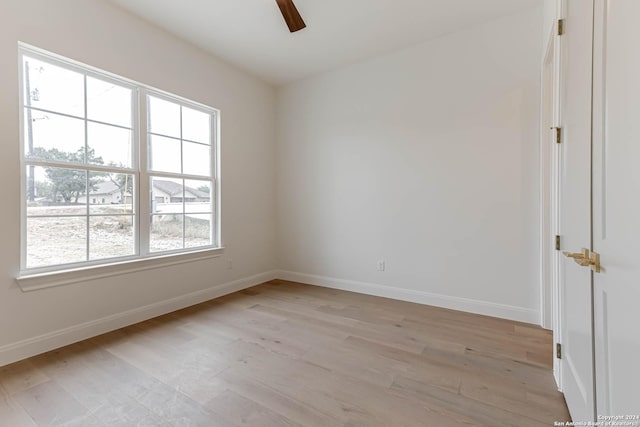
[0,0,638,425]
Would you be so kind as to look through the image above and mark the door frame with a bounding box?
[540,10,564,390]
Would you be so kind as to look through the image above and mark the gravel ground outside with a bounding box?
[26,205,210,268]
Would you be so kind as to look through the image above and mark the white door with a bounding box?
[558,0,596,421]
[592,0,640,416]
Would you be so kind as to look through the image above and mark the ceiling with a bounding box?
[109,0,539,85]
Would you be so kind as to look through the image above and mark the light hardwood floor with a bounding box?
[0,280,570,426]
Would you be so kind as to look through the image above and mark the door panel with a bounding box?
[559,0,596,421]
[592,0,640,415]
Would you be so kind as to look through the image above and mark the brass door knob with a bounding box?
[562,248,590,261]
[562,248,601,273]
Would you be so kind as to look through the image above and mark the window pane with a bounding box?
[185,214,212,248]
[150,214,183,252]
[25,110,85,163]
[149,96,180,138]
[90,216,134,260]
[182,106,210,144]
[89,173,134,214]
[185,179,212,213]
[149,135,181,173]
[26,166,88,213]
[150,176,184,252]
[87,77,132,128]
[151,177,183,213]
[183,142,210,176]
[27,217,87,268]
[23,56,84,118]
[88,122,132,168]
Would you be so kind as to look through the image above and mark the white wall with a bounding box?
[277,7,543,323]
[0,0,277,365]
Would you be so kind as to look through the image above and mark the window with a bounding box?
[20,46,219,274]
[147,94,215,253]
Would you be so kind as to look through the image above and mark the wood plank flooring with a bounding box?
[0,280,570,426]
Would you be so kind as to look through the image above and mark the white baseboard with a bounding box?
[0,269,540,367]
[0,270,278,368]
[277,270,539,325]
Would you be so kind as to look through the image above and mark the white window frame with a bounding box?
[17,44,222,288]
[142,89,220,255]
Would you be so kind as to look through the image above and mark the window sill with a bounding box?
[15,247,224,292]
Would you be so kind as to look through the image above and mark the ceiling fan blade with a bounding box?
[275,0,306,33]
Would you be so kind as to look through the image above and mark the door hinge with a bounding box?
[556,343,562,359]
[555,235,561,251]
[552,127,562,144]
[557,19,565,36]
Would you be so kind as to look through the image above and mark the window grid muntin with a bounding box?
[24,105,134,132]
[148,132,211,147]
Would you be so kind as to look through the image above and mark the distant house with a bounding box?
[77,179,210,206]
[77,181,132,205]
[152,179,210,204]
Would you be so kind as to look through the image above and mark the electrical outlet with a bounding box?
[226,259,233,270]
[377,260,385,271]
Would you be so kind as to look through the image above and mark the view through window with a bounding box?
[21,47,219,272]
